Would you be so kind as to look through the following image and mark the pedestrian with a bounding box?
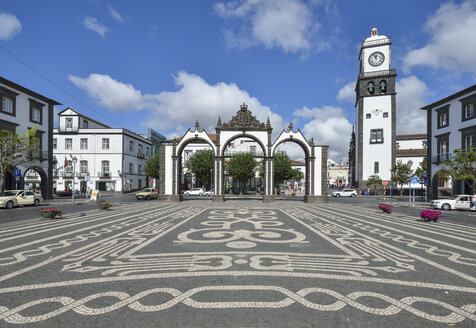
[471,194,476,211]
[87,187,91,198]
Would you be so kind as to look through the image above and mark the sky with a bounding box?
[1,0,476,161]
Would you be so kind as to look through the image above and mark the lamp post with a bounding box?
[70,155,77,204]
[407,160,413,207]
[210,168,213,191]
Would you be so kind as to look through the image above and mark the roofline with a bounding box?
[420,84,476,110]
[0,76,62,105]
[58,107,112,128]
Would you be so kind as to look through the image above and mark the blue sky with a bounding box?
[1,0,476,161]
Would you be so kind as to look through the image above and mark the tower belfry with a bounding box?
[352,27,396,187]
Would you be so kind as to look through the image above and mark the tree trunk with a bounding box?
[0,175,4,192]
[239,180,243,196]
[399,184,403,196]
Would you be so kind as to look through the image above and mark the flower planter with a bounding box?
[420,210,441,222]
[39,208,62,219]
[98,201,111,210]
[378,203,393,214]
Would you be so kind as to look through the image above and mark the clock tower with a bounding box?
[353,27,396,187]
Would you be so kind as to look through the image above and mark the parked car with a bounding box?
[0,190,43,209]
[136,188,159,200]
[332,188,357,197]
[184,188,204,196]
[203,189,214,197]
[430,195,475,211]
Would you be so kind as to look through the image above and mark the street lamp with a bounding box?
[210,168,213,191]
[70,155,77,204]
[407,160,413,207]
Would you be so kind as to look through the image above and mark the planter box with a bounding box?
[378,203,393,214]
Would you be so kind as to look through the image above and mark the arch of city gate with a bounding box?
[159,103,328,203]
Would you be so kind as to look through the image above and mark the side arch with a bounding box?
[23,166,48,199]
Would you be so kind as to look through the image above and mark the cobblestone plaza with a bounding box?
[0,201,475,326]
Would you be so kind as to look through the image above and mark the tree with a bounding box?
[0,127,40,191]
[144,152,160,185]
[391,160,413,196]
[436,148,476,194]
[414,156,427,178]
[367,175,382,194]
[227,152,258,195]
[273,153,294,187]
[185,150,214,189]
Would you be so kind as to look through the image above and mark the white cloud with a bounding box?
[108,6,124,23]
[403,0,476,74]
[294,106,353,162]
[69,71,286,137]
[213,0,319,54]
[82,17,109,38]
[395,76,430,135]
[336,81,355,102]
[68,73,143,111]
[0,12,22,41]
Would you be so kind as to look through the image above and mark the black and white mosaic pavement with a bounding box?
[0,201,475,327]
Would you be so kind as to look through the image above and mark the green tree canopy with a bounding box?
[227,152,258,195]
[367,175,382,192]
[0,127,40,191]
[185,150,214,188]
[391,160,413,196]
[414,156,427,178]
[273,153,294,185]
[436,148,476,193]
[144,152,160,180]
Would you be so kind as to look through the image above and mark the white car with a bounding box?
[430,194,475,211]
[332,189,357,197]
[203,189,214,197]
[0,190,43,209]
[184,188,204,196]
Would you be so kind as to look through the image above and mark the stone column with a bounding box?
[263,157,275,202]
[170,155,182,202]
[212,156,225,202]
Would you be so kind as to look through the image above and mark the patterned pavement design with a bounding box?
[0,202,475,327]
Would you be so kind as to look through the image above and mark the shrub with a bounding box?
[379,203,393,214]
[420,210,442,222]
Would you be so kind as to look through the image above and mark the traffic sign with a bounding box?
[424,181,428,187]
[382,180,389,186]
[410,177,418,185]
[14,169,21,177]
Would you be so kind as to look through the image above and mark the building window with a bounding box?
[2,97,13,114]
[461,126,476,151]
[129,163,134,174]
[146,147,150,157]
[138,143,143,154]
[65,138,72,150]
[436,105,449,128]
[66,118,73,129]
[367,81,375,95]
[65,160,73,175]
[435,133,450,163]
[129,141,134,152]
[101,161,110,176]
[138,165,142,175]
[29,99,44,124]
[83,120,89,128]
[383,112,388,118]
[53,138,57,150]
[80,160,88,174]
[379,80,387,93]
[370,129,384,143]
[250,146,256,154]
[0,86,18,116]
[465,103,474,120]
[102,138,110,150]
[366,113,371,119]
[80,138,88,150]
[374,162,379,174]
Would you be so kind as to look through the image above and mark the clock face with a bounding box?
[368,51,385,67]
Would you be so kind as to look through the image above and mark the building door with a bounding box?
[138,179,142,190]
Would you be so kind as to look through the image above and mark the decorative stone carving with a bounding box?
[221,103,269,131]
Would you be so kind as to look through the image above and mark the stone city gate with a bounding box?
[159,104,328,203]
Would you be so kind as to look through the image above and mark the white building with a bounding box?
[327,159,349,188]
[53,108,152,194]
[421,84,476,199]
[0,76,61,198]
[395,134,427,190]
[352,27,396,188]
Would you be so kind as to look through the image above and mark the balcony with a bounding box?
[431,153,451,164]
[224,150,264,157]
[359,69,396,79]
[98,171,111,178]
[63,170,74,177]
